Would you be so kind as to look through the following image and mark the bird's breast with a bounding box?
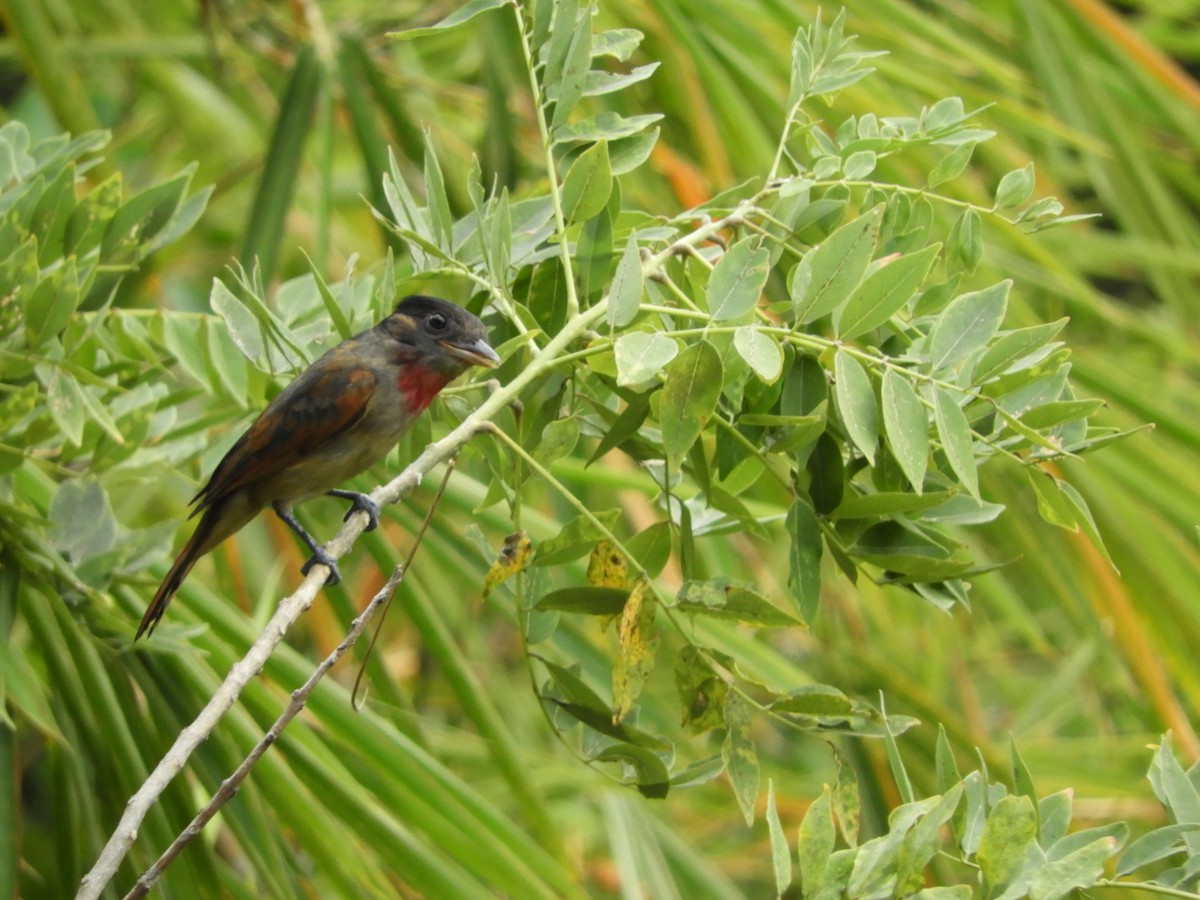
[396,363,452,414]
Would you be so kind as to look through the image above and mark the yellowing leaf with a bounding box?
[587,539,628,588]
[482,531,533,597]
[612,576,658,724]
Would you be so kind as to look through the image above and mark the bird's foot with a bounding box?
[301,546,342,585]
[327,489,380,532]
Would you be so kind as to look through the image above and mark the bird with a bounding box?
[136,294,500,639]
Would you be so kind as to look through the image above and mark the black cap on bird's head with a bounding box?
[383,295,500,372]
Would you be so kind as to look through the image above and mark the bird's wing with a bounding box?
[192,358,378,510]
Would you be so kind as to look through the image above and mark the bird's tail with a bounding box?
[137,501,232,640]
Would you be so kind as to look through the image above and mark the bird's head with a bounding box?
[381,295,500,376]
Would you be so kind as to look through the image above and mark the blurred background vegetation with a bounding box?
[1,0,1198,896]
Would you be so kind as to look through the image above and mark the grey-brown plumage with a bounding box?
[137,295,499,639]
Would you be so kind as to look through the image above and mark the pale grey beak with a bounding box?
[440,337,501,369]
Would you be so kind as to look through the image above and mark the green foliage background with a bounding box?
[1,0,1199,897]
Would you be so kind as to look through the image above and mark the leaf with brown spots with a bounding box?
[612,576,658,724]
[483,530,533,597]
[587,539,628,588]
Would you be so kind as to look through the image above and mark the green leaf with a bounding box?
[304,264,350,345]
[608,128,660,175]
[843,150,876,179]
[995,163,1035,209]
[1026,469,1078,530]
[549,9,592,130]
[976,794,1037,889]
[786,500,822,623]
[674,646,728,734]
[707,239,770,320]
[933,388,979,498]
[102,165,192,260]
[721,692,759,826]
[1116,824,1200,876]
[534,509,622,566]
[936,725,961,797]
[929,280,1010,372]
[561,140,612,223]
[24,258,79,348]
[532,417,580,467]
[661,340,722,467]
[928,142,976,188]
[625,521,672,577]
[833,490,955,520]
[767,780,793,896]
[769,685,853,717]
[674,581,800,627]
[947,208,983,274]
[896,784,964,895]
[607,232,644,327]
[1020,398,1105,430]
[390,0,507,39]
[592,28,643,61]
[882,369,929,493]
[577,182,616,301]
[793,204,884,323]
[593,743,669,799]
[533,586,629,615]
[835,243,940,339]
[210,278,264,362]
[797,787,835,895]
[807,431,844,514]
[48,479,117,562]
[914,887,972,899]
[410,142,450,259]
[834,349,878,464]
[582,63,660,97]
[553,112,664,144]
[1028,836,1117,900]
[1058,481,1117,572]
[1149,735,1200,837]
[1011,735,1039,816]
[733,327,783,383]
[542,0,580,88]
[614,331,676,386]
[44,367,86,446]
[1039,790,1073,847]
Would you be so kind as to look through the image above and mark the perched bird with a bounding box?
[137,294,499,639]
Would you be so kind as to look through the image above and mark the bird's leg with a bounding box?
[326,489,380,531]
[272,502,341,585]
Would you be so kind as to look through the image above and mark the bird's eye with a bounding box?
[427,313,448,331]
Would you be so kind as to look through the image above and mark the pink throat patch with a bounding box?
[397,364,451,413]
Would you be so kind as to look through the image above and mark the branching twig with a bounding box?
[122,566,405,900]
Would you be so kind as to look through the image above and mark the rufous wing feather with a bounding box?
[192,363,378,512]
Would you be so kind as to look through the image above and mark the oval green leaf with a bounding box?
[834,349,878,464]
[929,280,1010,372]
[707,239,770,321]
[661,340,723,466]
[882,369,929,493]
[733,326,783,382]
[561,139,612,223]
[834,243,940,340]
[933,388,979,498]
[614,331,677,386]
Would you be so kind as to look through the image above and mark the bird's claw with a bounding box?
[328,490,380,532]
[301,547,341,585]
